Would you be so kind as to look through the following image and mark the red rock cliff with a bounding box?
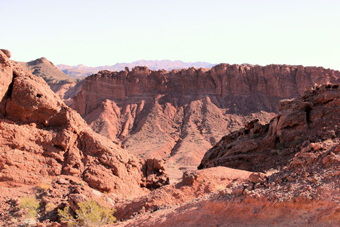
[72,64,340,116]
[69,64,340,176]
[0,50,168,198]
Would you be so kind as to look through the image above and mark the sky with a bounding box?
[1,0,339,70]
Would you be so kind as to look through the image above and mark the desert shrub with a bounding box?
[58,200,116,227]
[36,182,51,191]
[19,196,40,218]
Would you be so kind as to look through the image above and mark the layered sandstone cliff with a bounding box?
[73,64,340,116]
[70,65,340,176]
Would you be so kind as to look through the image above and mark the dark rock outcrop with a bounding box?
[198,83,340,172]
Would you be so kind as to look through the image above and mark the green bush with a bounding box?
[19,196,40,218]
[58,200,116,227]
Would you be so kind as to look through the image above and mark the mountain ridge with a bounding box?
[57,59,215,78]
[16,57,75,84]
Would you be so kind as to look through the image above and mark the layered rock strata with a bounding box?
[116,84,340,226]
[70,65,340,172]
[73,65,340,117]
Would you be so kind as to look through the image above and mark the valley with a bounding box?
[0,49,339,226]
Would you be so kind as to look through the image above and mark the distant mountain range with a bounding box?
[57,60,215,78]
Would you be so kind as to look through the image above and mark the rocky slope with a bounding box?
[16,57,74,84]
[198,83,340,171]
[70,65,340,179]
[16,57,80,104]
[113,83,340,227]
[0,49,168,226]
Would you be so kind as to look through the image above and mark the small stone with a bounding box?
[322,156,330,165]
[56,178,68,185]
[249,173,267,184]
[334,144,340,153]
[310,143,322,151]
[231,184,244,196]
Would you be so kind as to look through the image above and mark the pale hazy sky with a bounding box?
[1,0,339,70]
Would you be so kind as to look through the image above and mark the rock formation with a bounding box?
[15,57,80,105]
[69,65,340,179]
[114,84,340,227]
[1,49,340,226]
[0,49,169,225]
[198,83,340,172]
[72,65,340,117]
[16,57,74,84]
